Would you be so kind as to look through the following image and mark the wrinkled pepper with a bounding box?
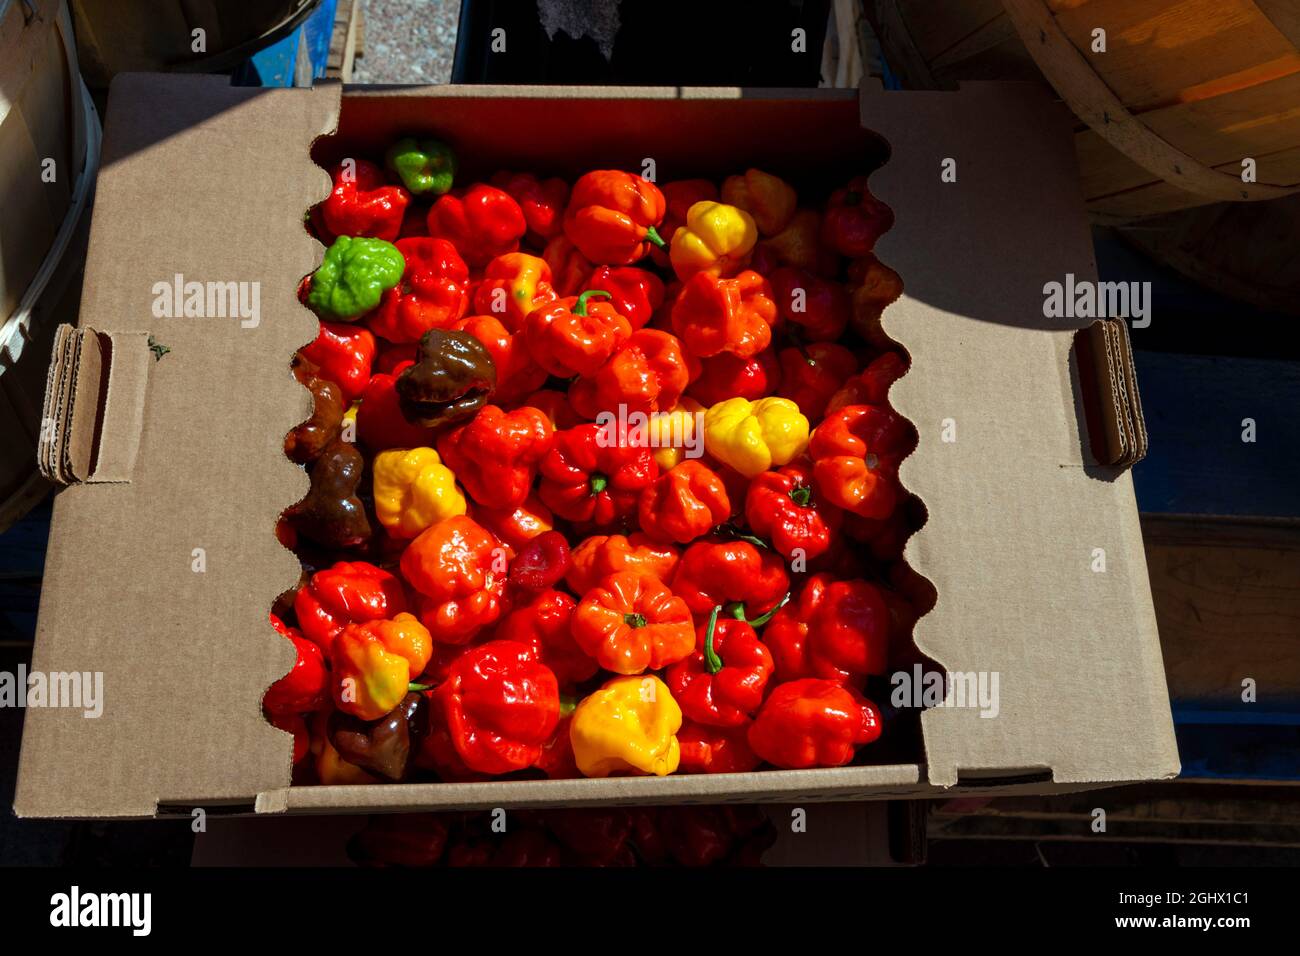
[294,560,407,655]
[400,514,509,643]
[670,269,777,359]
[571,571,696,674]
[542,234,594,297]
[745,461,841,561]
[356,361,435,452]
[645,397,704,471]
[523,289,633,378]
[702,396,809,478]
[332,613,433,721]
[453,313,548,405]
[651,179,719,268]
[490,171,569,243]
[471,252,557,332]
[668,201,758,281]
[777,342,859,421]
[665,605,774,727]
[570,674,682,776]
[372,446,467,539]
[585,265,664,330]
[637,460,731,545]
[436,404,553,509]
[492,588,597,686]
[537,422,659,528]
[283,439,371,549]
[264,613,329,715]
[568,329,696,419]
[809,404,910,519]
[470,492,554,553]
[563,170,667,265]
[669,538,789,619]
[566,533,680,595]
[768,266,850,342]
[396,328,497,431]
[687,348,780,407]
[385,137,457,196]
[821,176,893,257]
[678,720,760,774]
[285,355,344,463]
[747,678,882,769]
[763,572,891,682]
[368,237,470,343]
[427,183,527,267]
[330,691,423,781]
[299,320,376,405]
[307,236,405,322]
[318,158,409,242]
[720,168,797,237]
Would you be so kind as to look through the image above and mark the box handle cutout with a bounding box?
[1072,318,1147,468]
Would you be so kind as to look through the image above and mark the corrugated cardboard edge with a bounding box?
[14,74,340,818]
[863,80,1179,788]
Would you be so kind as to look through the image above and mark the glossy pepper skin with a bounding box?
[821,176,894,257]
[566,532,680,595]
[492,588,597,686]
[688,348,780,407]
[563,170,667,265]
[299,320,376,405]
[330,692,423,781]
[585,265,664,330]
[490,171,569,243]
[284,439,371,550]
[368,238,470,343]
[400,514,508,643]
[768,266,851,342]
[827,351,907,414]
[720,168,798,237]
[651,179,718,268]
[571,571,696,674]
[542,234,594,297]
[537,422,658,528]
[332,613,433,721]
[285,355,343,463]
[645,398,704,471]
[453,313,548,405]
[264,613,329,714]
[747,678,882,769]
[570,674,682,776]
[665,607,774,727]
[745,462,841,561]
[356,361,435,452]
[777,342,859,421]
[471,492,554,553]
[671,269,777,359]
[427,184,527,267]
[702,396,809,478]
[669,201,758,281]
[385,137,457,196]
[523,290,633,378]
[319,159,409,242]
[678,721,760,774]
[568,329,696,419]
[809,404,910,519]
[436,405,553,509]
[307,236,405,321]
[372,446,467,539]
[294,561,408,655]
[396,328,497,431]
[763,573,891,682]
[471,253,557,332]
[638,460,731,545]
[508,529,570,591]
[433,640,561,775]
[669,539,790,619]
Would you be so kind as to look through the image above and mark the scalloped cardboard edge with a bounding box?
[14,77,1178,819]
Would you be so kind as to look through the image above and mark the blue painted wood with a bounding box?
[235,0,338,87]
[1131,351,1300,518]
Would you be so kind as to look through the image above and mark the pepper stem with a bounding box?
[789,485,813,507]
[645,226,667,249]
[589,473,608,495]
[624,612,647,628]
[703,605,724,674]
[574,289,612,317]
[725,592,791,629]
[407,681,433,692]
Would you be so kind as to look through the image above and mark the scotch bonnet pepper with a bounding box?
[763,572,891,682]
[368,237,470,343]
[507,529,571,591]
[687,348,780,407]
[492,588,598,686]
[822,176,894,258]
[319,159,409,242]
[769,266,850,342]
[427,183,527,267]
[809,403,910,519]
[472,253,557,332]
[453,313,548,405]
[294,560,407,655]
[670,269,777,359]
[669,538,789,619]
[491,171,569,242]
[570,674,682,777]
[566,532,680,595]
[665,606,774,727]
[400,514,508,643]
[264,614,329,715]
[745,461,841,561]
[702,396,809,478]
[568,329,696,419]
[747,678,882,769]
[436,405,553,509]
[638,460,731,545]
[284,439,371,550]
[720,168,797,237]
[356,360,435,452]
[537,422,659,528]
[678,720,760,774]
[668,201,758,281]
[385,137,457,196]
[433,640,560,775]
[646,398,704,471]
[585,265,664,330]
[285,355,344,464]
[371,446,467,539]
[777,342,859,421]
[299,320,375,405]
[571,570,696,675]
[395,328,497,432]
[332,612,433,721]
[307,236,405,321]
[523,290,633,378]
[471,492,554,554]
[563,170,667,265]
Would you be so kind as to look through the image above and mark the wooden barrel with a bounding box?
[869,0,1300,220]
[71,0,322,86]
[0,0,99,531]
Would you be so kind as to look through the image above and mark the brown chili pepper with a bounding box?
[395,328,497,431]
[329,692,425,781]
[284,354,344,464]
[284,438,371,549]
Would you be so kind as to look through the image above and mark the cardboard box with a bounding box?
[15,75,1179,819]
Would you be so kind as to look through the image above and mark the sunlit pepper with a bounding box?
[436,405,554,509]
[768,266,850,342]
[669,538,789,619]
[720,168,797,237]
[453,313,548,405]
[492,588,597,686]
[702,396,809,478]
[318,158,409,242]
[490,171,569,243]
[385,137,457,196]
[585,265,664,330]
[471,252,558,332]
[671,269,777,359]
[687,348,780,408]
[568,329,697,419]
[809,404,910,519]
[299,320,376,405]
[521,388,580,431]
[570,674,682,776]
[508,529,571,591]
[669,201,758,281]
[746,678,881,769]
[563,170,667,265]
[821,175,893,257]
[745,461,841,561]
[571,571,696,674]
[646,397,704,471]
[356,361,435,452]
[470,492,554,553]
[638,460,731,544]
[542,234,593,297]
[427,183,527,267]
[523,290,633,378]
[665,605,774,727]
[649,178,718,268]
[677,721,760,774]
[307,236,405,321]
[763,572,891,682]
[368,237,471,343]
[777,342,859,421]
[400,515,508,643]
[372,446,467,539]
[537,422,659,528]
[264,613,329,715]
[566,532,680,595]
[332,613,433,720]
[294,561,407,655]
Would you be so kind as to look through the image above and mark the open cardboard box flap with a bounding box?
[15,75,1177,819]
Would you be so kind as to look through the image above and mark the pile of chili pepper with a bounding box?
[268,139,924,791]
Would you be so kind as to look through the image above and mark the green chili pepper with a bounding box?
[307,236,405,321]
[384,137,457,196]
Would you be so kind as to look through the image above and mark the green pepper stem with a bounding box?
[574,289,612,317]
[703,605,724,674]
[789,485,813,507]
[645,226,667,249]
[726,592,791,630]
[589,473,608,495]
[407,682,433,692]
[624,612,647,628]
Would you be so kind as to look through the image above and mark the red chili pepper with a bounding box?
[745,461,842,561]
[677,720,761,774]
[537,423,659,528]
[566,532,681,595]
[453,313,548,405]
[368,238,470,343]
[670,269,778,359]
[269,710,309,764]
[563,170,667,265]
[534,712,580,779]
[522,289,633,378]
[508,530,571,591]
[568,329,698,419]
[521,388,580,431]
[492,589,597,686]
[300,321,376,405]
[669,538,789,619]
[826,351,907,414]
[666,605,774,727]
[471,252,558,332]
[293,561,407,655]
[768,266,850,342]
[427,183,527,267]
[763,572,891,682]
[264,613,329,714]
[436,405,554,509]
[821,176,893,258]
[542,234,594,297]
[355,361,436,452]
[777,342,860,423]
[490,171,569,243]
[318,158,409,242]
[809,404,911,520]
[400,515,509,643]
[637,460,732,544]
[747,678,881,769]
[585,265,665,330]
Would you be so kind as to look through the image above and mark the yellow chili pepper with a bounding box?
[669,201,758,282]
[332,613,433,720]
[648,397,704,470]
[372,446,467,539]
[721,168,797,237]
[702,396,809,478]
[570,675,682,777]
